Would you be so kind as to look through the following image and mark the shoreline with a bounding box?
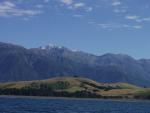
[0,95,149,102]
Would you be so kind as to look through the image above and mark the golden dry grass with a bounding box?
[0,76,147,98]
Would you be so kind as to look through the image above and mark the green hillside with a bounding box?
[0,77,149,99]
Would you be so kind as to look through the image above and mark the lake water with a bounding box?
[0,96,150,113]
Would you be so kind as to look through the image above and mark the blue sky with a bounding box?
[0,0,150,59]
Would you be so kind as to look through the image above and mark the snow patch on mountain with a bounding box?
[39,43,63,50]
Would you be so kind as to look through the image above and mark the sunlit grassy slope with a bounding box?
[0,77,149,99]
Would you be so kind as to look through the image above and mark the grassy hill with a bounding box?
[0,76,149,99]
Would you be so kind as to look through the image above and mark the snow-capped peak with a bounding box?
[39,43,63,50]
[71,49,80,52]
[39,43,82,53]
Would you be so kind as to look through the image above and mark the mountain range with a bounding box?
[0,42,150,87]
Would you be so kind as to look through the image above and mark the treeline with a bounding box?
[0,81,101,98]
[134,94,150,99]
[0,87,131,99]
[1,87,148,99]
[0,88,102,98]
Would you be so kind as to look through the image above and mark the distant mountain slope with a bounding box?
[0,42,150,87]
[0,77,149,99]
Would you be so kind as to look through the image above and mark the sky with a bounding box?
[0,0,150,59]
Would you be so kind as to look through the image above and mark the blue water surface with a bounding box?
[0,96,150,113]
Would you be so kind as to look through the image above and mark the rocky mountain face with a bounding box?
[0,42,150,87]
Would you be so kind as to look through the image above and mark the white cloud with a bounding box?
[59,0,92,12]
[60,0,73,5]
[123,24,142,29]
[126,15,139,20]
[0,1,15,10]
[0,0,147,30]
[143,17,150,21]
[112,1,121,6]
[74,3,85,8]
[0,1,42,17]
[136,17,150,22]
[97,23,142,30]
[126,15,150,23]
[97,23,120,29]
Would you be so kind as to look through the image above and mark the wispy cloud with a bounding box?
[59,0,93,12]
[57,0,149,30]
[123,24,142,29]
[0,1,42,17]
[126,15,150,23]
[97,23,142,30]
[60,0,73,5]
[74,3,85,8]
[113,5,127,13]
[112,0,121,6]
[126,15,139,20]
[140,17,150,22]
[111,0,127,14]
[0,0,149,30]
